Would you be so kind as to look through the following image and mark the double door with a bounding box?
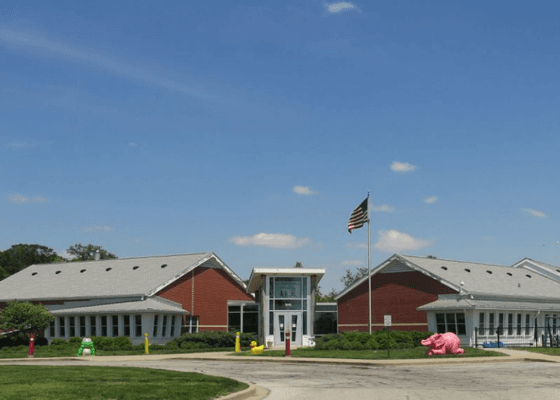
[274,312,302,346]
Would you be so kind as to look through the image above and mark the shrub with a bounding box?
[69,336,83,345]
[90,336,114,350]
[35,337,49,346]
[50,338,68,346]
[148,344,166,351]
[172,331,256,349]
[112,336,133,350]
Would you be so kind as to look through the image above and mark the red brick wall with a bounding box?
[158,266,253,331]
[338,271,456,332]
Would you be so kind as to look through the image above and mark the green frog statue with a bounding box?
[77,338,96,356]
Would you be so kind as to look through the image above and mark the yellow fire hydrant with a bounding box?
[235,332,241,353]
[144,333,149,354]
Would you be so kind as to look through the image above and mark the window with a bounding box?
[554,315,557,335]
[228,304,259,334]
[69,317,75,337]
[124,315,130,336]
[153,315,159,337]
[508,314,513,335]
[314,303,338,335]
[170,316,176,337]
[517,314,522,335]
[184,316,198,334]
[90,316,97,337]
[112,316,119,337]
[489,313,495,334]
[162,315,168,337]
[525,314,531,335]
[135,315,142,337]
[435,313,466,335]
[59,317,65,337]
[498,313,504,335]
[478,313,485,335]
[49,320,55,337]
[80,316,86,337]
[101,316,108,336]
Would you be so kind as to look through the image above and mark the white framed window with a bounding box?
[435,313,466,335]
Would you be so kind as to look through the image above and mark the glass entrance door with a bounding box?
[274,312,302,345]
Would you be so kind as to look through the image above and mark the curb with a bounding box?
[218,384,269,400]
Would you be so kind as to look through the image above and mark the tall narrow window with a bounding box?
[525,314,531,335]
[69,317,75,337]
[517,314,522,335]
[508,314,513,335]
[124,315,130,336]
[153,315,159,337]
[162,315,168,337]
[101,316,107,336]
[479,313,485,335]
[80,316,86,337]
[112,316,119,337]
[49,320,55,337]
[170,316,176,337]
[498,313,504,335]
[489,313,495,334]
[90,316,97,337]
[135,315,142,337]
[59,317,65,337]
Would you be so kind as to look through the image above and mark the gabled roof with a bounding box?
[335,254,560,301]
[511,258,560,283]
[0,252,246,302]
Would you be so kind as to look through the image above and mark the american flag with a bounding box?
[348,198,368,233]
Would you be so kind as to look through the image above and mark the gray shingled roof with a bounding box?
[419,298,560,312]
[0,252,245,301]
[45,297,189,315]
[400,255,560,300]
[335,254,560,301]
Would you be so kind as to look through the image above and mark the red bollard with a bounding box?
[285,329,291,357]
[28,333,35,357]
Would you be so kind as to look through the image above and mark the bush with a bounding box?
[69,336,83,345]
[90,336,114,350]
[172,331,257,349]
[112,336,133,350]
[50,338,68,346]
[35,337,49,346]
[314,331,431,350]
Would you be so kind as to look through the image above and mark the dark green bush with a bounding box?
[148,344,166,351]
[315,331,431,350]
[112,336,133,350]
[90,336,114,350]
[69,336,83,345]
[35,336,49,346]
[50,338,68,346]
[171,331,257,349]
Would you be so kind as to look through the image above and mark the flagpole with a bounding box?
[367,192,371,335]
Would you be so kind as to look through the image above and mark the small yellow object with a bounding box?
[235,332,241,353]
[250,340,265,355]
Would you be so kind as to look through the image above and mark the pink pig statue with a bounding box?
[421,332,464,356]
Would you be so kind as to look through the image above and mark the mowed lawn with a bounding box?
[0,365,248,400]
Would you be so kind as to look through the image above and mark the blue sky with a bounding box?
[2,1,560,293]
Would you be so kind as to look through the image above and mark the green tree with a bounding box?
[315,286,338,302]
[0,301,54,338]
[0,244,60,278]
[340,267,369,288]
[66,243,117,261]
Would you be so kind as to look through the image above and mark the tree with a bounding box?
[0,244,60,278]
[340,267,370,288]
[66,243,117,261]
[315,286,338,302]
[0,301,54,338]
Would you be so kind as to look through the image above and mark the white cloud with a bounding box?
[82,225,114,234]
[424,196,438,204]
[374,229,433,252]
[9,194,47,203]
[293,186,316,195]
[230,233,312,249]
[521,208,548,218]
[326,2,358,13]
[10,194,29,203]
[390,161,417,172]
[128,142,140,147]
[371,204,394,213]
[341,259,364,266]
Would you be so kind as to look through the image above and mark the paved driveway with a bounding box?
[4,356,560,399]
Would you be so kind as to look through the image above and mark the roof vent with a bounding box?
[486,270,492,274]
[161,264,167,269]
[426,255,437,259]
[506,272,512,276]
[526,274,531,278]
[464,269,471,273]
[55,270,61,274]
[32,272,38,276]
[518,283,521,287]
[80,269,86,273]
[133,266,139,270]
[106,267,112,272]
[441,266,448,270]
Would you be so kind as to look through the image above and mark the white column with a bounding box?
[118,315,124,337]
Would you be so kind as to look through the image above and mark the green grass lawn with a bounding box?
[515,347,560,356]
[0,346,239,358]
[0,365,247,400]
[236,346,506,359]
